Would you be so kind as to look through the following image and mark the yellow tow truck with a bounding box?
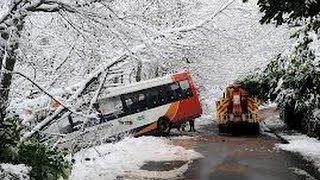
[216,81,260,134]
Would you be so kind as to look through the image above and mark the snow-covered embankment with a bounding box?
[70,136,203,180]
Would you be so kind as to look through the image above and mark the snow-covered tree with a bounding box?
[241,0,320,137]
[1,0,244,141]
[0,0,80,123]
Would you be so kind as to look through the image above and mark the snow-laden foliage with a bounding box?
[3,0,230,136]
[241,17,320,137]
[0,118,70,180]
[14,0,213,95]
[0,0,229,145]
[0,163,30,180]
[257,0,320,26]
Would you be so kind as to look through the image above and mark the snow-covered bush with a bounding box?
[0,118,70,180]
[0,164,31,180]
[241,17,320,137]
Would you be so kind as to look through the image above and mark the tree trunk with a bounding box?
[0,10,24,123]
[0,55,16,123]
[135,61,142,82]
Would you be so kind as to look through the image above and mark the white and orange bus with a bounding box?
[59,71,202,146]
[91,70,202,137]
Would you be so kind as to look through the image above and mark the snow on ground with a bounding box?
[289,167,317,180]
[264,109,320,173]
[276,134,320,171]
[0,0,10,20]
[263,113,286,130]
[0,164,30,180]
[260,102,278,110]
[262,108,320,175]
[70,136,203,180]
[195,114,214,127]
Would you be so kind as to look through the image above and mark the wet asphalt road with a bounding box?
[174,134,314,180]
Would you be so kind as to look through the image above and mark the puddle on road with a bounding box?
[118,160,190,180]
[140,160,188,172]
[214,161,248,174]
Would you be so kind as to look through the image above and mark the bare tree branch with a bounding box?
[162,0,236,34]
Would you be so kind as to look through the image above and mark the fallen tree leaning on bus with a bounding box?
[21,54,128,141]
[240,0,320,138]
[0,0,238,141]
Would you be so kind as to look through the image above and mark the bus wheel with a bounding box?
[157,117,171,136]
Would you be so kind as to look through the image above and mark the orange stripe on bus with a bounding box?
[134,122,157,137]
[165,101,180,120]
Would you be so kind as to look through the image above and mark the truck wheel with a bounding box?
[218,124,227,134]
[157,117,171,136]
[252,123,260,135]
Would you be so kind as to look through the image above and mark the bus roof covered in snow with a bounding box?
[103,71,189,99]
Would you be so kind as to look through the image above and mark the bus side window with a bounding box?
[98,96,124,121]
[98,96,123,114]
[158,87,168,105]
[138,92,148,110]
[126,92,147,113]
[176,84,183,98]
[147,89,160,108]
[167,82,182,101]
[179,80,193,98]
[124,95,138,114]
[124,97,133,112]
